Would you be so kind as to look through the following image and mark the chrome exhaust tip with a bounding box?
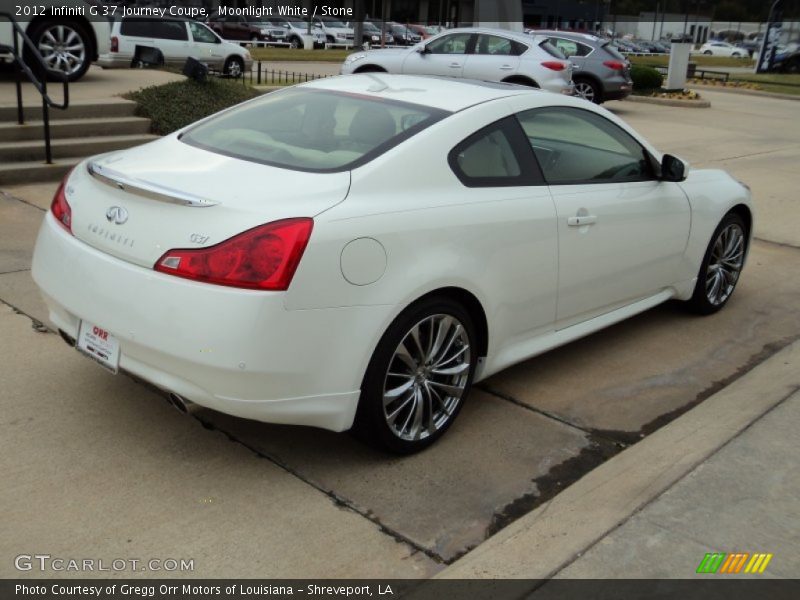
[168,393,199,415]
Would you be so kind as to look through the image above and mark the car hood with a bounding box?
[67,136,351,268]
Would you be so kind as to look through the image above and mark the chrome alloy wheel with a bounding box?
[574,81,596,102]
[705,223,745,306]
[382,314,471,441]
[38,24,86,76]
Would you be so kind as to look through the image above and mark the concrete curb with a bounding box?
[625,95,711,108]
[436,339,800,579]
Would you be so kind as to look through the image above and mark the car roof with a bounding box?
[531,30,603,44]
[441,27,539,44]
[300,73,550,112]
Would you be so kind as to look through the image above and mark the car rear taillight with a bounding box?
[154,218,313,291]
[541,60,567,71]
[110,36,119,53]
[50,173,73,234]
[603,60,626,71]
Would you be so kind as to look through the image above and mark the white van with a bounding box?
[99,17,252,77]
[0,0,110,81]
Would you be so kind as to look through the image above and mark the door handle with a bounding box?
[500,65,514,70]
[449,62,461,68]
[567,215,597,226]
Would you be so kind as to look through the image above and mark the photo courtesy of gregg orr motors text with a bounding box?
[14,584,394,596]
[14,554,194,573]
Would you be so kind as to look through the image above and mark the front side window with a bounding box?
[517,107,653,184]
[182,89,448,172]
[427,33,473,55]
[189,22,217,44]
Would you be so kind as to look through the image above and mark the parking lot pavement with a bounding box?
[0,304,439,579]
[1,89,799,576]
[0,66,182,105]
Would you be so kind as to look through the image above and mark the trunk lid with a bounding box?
[67,136,350,268]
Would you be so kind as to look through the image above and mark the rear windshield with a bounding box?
[180,89,448,173]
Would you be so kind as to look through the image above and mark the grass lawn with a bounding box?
[629,55,755,68]
[692,73,800,96]
[249,47,351,62]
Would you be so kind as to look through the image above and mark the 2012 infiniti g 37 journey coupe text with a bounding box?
[32,75,753,454]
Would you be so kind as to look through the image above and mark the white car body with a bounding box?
[99,17,251,75]
[312,16,354,45]
[0,0,110,81]
[340,28,574,95]
[31,75,753,450]
[269,17,326,48]
[698,41,746,57]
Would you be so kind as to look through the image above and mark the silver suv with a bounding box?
[532,31,632,104]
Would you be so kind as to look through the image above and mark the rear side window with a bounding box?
[549,38,593,57]
[181,89,448,173]
[121,18,187,41]
[474,34,527,56]
[449,117,543,187]
[538,40,567,59]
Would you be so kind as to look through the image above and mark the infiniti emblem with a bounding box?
[106,206,129,225]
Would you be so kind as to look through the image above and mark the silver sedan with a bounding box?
[341,27,574,95]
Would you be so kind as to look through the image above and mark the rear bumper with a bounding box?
[32,214,392,432]
[603,84,632,101]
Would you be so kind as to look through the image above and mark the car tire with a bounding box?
[352,296,478,454]
[326,35,335,44]
[573,77,602,104]
[732,52,742,57]
[289,36,301,49]
[684,212,748,315]
[224,56,244,78]
[26,19,93,82]
[703,50,713,55]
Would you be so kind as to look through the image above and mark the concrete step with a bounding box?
[0,116,152,142]
[0,157,83,186]
[0,134,158,163]
[0,99,138,122]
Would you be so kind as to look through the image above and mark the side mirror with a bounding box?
[661,154,686,182]
[416,45,429,54]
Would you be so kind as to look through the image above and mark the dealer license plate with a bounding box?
[76,321,120,374]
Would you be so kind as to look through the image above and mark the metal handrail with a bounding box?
[1,11,69,164]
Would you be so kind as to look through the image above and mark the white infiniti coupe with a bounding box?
[32,74,753,453]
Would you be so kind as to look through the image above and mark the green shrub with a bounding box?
[125,78,261,135]
[630,65,664,92]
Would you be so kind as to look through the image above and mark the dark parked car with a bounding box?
[347,21,394,47]
[536,31,633,104]
[206,14,286,43]
[367,22,422,46]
